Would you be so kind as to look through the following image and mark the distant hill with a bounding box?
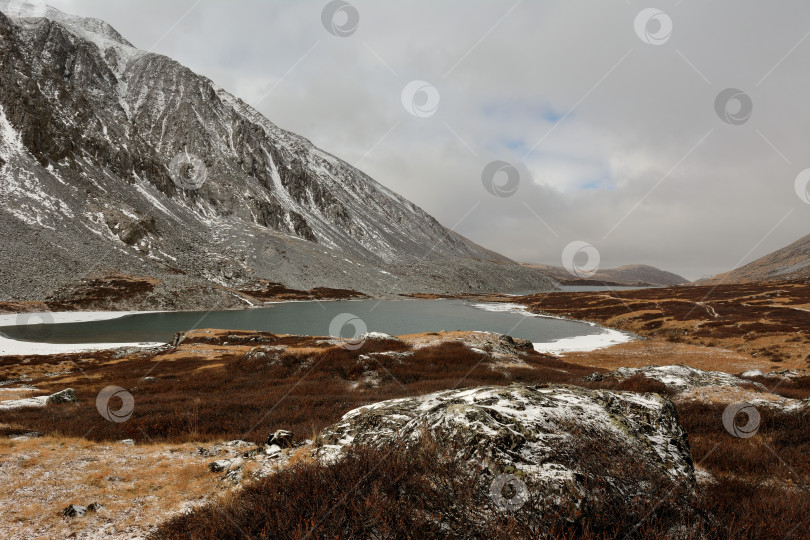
[702,234,810,284]
[522,264,689,288]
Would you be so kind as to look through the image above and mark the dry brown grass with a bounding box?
[0,436,221,539]
[517,280,810,369]
[154,416,810,539]
[0,332,598,445]
[3,324,809,538]
[155,433,697,540]
[559,339,775,373]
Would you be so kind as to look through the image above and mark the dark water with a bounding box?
[0,300,603,345]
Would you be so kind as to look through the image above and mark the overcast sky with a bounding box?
[42,0,810,280]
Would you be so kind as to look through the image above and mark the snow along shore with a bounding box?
[0,304,633,357]
[469,302,633,355]
[530,328,632,355]
[0,311,163,356]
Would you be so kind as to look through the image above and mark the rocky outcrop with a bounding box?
[590,364,810,412]
[586,364,765,392]
[62,503,103,518]
[0,387,75,410]
[315,384,696,514]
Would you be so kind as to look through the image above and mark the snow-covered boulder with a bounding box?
[589,365,810,412]
[315,384,695,513]
[0,387,76,410]
[586,365,764,392]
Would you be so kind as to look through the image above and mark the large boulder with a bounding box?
[0,388,76,410]
[315,384,695,516]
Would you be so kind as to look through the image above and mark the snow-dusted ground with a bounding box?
[0,310,163,326]
[469,302,634,355]
[531,329,633,355]
[0,311,164,356]
[0,337,162,357]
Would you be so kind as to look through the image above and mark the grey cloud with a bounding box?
[47,0,810,280]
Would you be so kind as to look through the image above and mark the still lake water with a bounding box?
[0,300,604,345]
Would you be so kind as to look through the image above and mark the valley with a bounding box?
[0,1,808,539]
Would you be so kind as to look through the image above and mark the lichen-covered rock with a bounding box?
[591,365,809,412]
[245,345,287,364]
[315,384,695,514]
[0,387,76,410]
[209,457,244,473]
[586,364,765,392]
[266,429,293,448]
[46,387,76,404]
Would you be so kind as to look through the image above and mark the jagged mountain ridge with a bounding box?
[0,4,554,307]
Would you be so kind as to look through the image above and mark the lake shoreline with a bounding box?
[0,298,634,357]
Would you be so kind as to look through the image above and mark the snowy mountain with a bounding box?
[0,3,554,307]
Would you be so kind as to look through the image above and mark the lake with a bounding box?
[0,300,606,347]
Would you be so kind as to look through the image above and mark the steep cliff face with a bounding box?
[0,4,554,305]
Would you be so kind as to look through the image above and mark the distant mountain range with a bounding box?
[523,264,689,288]
[0,3,554,309]
[702,233,810,284]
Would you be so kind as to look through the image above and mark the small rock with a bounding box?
[265,444,282,456]
[10,431,43,440]
[143,376,157,382]
[266,429,294,448]
[224,440,253,448]
[62,504,86,518]
[87,502,104,512]
[209,457,244,473]
[46,388,77,404]
[120,439,135,446]
[499,335,532,349]
[209,460,228,472]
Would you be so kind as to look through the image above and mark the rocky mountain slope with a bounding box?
[523,263,688,287]
[704,233,810,284]
[0,3,554,308]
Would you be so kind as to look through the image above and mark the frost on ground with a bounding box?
[0,438,218,540]
[0,434,305,540]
